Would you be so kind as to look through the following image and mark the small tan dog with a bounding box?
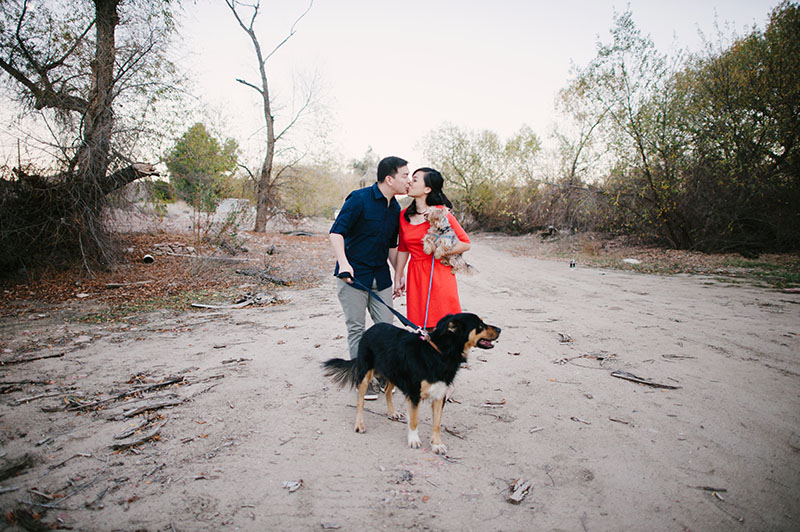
[422,208,475,275]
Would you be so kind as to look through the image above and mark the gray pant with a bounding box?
[337,278,394,359]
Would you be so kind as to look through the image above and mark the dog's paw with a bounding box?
[407,428,421,449]
[354,422,366,433]
[389,411,406,422]
[431,442,448,455]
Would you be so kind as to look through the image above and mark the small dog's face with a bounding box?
[435,313,501,354]
[426,208,450,232]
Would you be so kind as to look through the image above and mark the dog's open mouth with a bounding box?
[477,338,495,349]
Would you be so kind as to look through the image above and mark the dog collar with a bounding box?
[426,337,442,354]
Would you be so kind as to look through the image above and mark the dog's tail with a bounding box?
[462,263,477,276]
[322,358,360,388]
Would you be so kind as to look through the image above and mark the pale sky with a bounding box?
[180,0,779,170]
[0,1,780,172]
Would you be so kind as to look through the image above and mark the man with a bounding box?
[329,156,410,399]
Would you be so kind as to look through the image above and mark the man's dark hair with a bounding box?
[376,156,408,182]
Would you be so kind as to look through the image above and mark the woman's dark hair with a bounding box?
[404,167,453,222]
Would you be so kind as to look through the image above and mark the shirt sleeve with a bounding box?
[448,212,470,244]
[330,192,362,235]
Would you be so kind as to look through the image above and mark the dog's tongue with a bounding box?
[477,339,495,349]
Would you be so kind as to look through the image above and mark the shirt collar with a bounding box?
[371,182,398,208]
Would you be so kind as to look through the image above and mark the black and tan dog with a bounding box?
[323,313,501,455]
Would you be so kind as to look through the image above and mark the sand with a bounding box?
[1,230,799,531]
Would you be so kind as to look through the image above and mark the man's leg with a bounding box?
[367,280,395,326]
[336,279,368,360]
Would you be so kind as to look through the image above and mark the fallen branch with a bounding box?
[163,252,258,262]
[610,370,681,390]
[114,419,148,440]
[111,421,167,450]
[694,485,728,493]
[104,280,154,289]
[191,300,253,310]
[0,353,64,366]
[192,292,282,310]
[0,379,54,386]
[13,391,61,406]
[235,268,290,286]
[444,426,465,440]
[48,453,92,470]
[221,357,252,364]
[67,376,185,411]
[122,396,184,417]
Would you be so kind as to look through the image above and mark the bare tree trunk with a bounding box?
[226,0,312,233]
[72,0,119,190]
[253,26,275,233]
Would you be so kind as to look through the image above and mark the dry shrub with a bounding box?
[451,180,601,235]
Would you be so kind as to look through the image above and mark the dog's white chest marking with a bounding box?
[421,381,448,401]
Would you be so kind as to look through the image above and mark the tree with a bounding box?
[562,10,695,248]
[683,1,800,250]
[421,123,541,231]
[225,0,315,232]
[165,123,238,211]
[0,0,178,272]
[349,146,379,188]
[557,4,799,251]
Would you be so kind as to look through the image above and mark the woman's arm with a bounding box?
[445,239,471,256]
[443,212,471,256]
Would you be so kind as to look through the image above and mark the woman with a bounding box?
[394,167,471,329]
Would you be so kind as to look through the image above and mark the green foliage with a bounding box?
[150,179,175,203]
[563,10,695,247]
[165,123,239,212]
[557,3,800,252]
[681,0,800,250]
[421,123,541,229]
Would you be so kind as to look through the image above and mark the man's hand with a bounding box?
[393,275,406,298]
[338,263,355,283]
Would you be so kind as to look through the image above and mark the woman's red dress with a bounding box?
[398,207,471,328]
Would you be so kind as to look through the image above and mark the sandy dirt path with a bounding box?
[2,234,799,531]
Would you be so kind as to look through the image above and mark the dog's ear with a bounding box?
[433,313,456,333]
[446,316,463,333]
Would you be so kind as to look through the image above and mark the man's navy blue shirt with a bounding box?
[330,183,400,291]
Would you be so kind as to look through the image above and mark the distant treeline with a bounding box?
[422,3,799,253]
